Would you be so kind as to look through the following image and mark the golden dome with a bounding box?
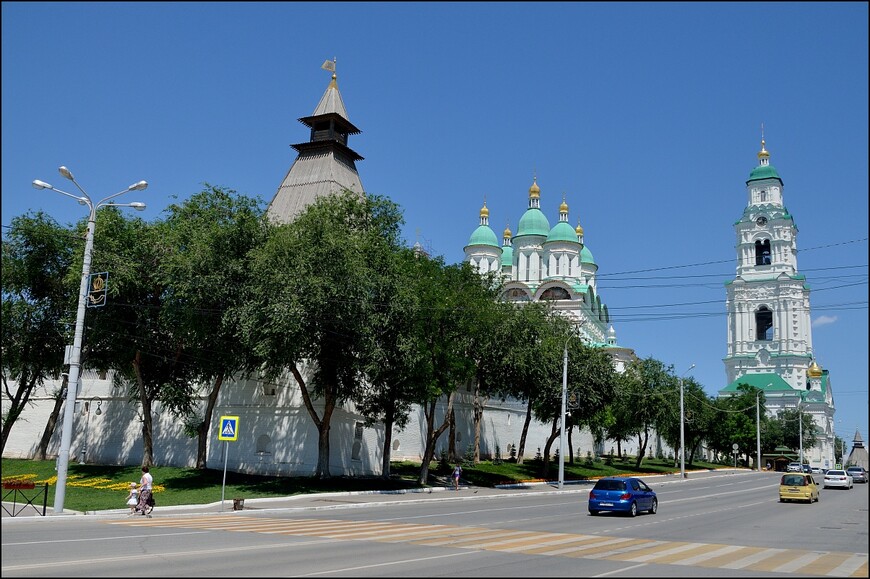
[757,138,770,160]
[575,222,584,236]
[807,361,822,378]
[480,202,489,217]
[503,225,512,238]
[560,194,568,213]
[529,178,540,199]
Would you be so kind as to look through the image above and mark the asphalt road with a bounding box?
[2,470,867,577]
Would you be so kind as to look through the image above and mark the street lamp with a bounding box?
[797,393,804,467]
[33,166,146,514]
[756,387,769,472]
[78,396,103,463]
[679,363,695,480]
[558,321,584,490]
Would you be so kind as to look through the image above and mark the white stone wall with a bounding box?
[3,372,672,475]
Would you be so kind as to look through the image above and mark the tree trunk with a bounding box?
[132,351,154,467]
[289,363,334,478]
[516,399,533,465]
[1,372,36,455]
[567,423,575,465]
[541,418,560,479]
[472,379,486,463]
[448,407,456,461]
[617,439,622,458]
[417,393,454,486]
[194,373,224,469]
[36,378,66,460]
[635,429,650,469]
[381,405,394,479]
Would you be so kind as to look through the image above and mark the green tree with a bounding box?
[489,301,558,465]
[409,259,490,485]
[1,212,75,454]
[81,207,190,467]
[354,247,432,478]
[775,407,818,459]
[239,191,404,478]
[534,317,617,478]
[157,185,270,468]
[462,277,506,463]
[600,356,670,470]
[655,375,716,468]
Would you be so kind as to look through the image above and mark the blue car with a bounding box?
[588,476,657,517]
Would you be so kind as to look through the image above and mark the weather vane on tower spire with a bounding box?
[322,57,337,78]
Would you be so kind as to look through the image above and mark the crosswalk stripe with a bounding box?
[800,552,865,576]
[583,540,669,559]
[544,537,634,557]
[624,542,706,562]
[771,551,826,573]
[497,534,601,553]
[720,547,784,569]
[827,553,869,577]
[413,528,524,547]
[101,515,866,576]
[674,544,745,566]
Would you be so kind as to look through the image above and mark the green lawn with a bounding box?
[1,456,726,512]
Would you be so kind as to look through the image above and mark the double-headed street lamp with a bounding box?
[33,167,146,514]
[679,363,695,480]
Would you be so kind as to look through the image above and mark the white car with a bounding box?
[823,469,853,489]
[786,462,802,472]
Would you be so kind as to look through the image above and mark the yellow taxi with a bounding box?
[779,472,819,503]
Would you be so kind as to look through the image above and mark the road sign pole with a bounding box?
[221,441,228,511]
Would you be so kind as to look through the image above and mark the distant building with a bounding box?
[718,136,837,469]
[846,429,868,470]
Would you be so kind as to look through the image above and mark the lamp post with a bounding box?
[33,167,146,514]
[756,387,768,472]
[679,363,695,480]
[78,397,103,464]
[558,321,583,490]
[797,394,803,467]
[558,339,568,490]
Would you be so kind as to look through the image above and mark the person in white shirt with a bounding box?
[135,466,153,515]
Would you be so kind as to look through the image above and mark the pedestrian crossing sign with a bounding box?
[218,416,239,441]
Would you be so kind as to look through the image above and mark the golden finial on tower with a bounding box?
[758,122,769,160]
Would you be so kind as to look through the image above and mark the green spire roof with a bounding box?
[466,225,499,248]
[747,164,782,184]
[516,208,550,237]
[580,245,596,265]
[546,221,579,243]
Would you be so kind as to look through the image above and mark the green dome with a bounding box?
[516,208,550,237]
[501,245,513,266]
[580,245,596,265]
[466,225,499,248]
[747,164,782,183]
[546,221,579,244]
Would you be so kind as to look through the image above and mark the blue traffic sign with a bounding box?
[218,416,239,441]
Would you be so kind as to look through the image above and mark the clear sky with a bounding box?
[3,2,867,455]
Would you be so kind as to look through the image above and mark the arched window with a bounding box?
[755,239,772,265]
[755,306,774,341]
[540,287,570,300]
[256,434,271,454]
[503,288,530,301]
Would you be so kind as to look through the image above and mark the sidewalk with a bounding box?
[3,468,759,520]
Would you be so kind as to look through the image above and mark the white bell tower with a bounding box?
[724,134,815,388]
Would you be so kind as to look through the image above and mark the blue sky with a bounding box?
[3,2,867,454]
